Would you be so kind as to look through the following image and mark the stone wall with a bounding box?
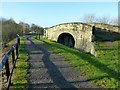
[44,22,97,56]
[44,22,120,56]
[90,23,119,33]
[90,23,120,41]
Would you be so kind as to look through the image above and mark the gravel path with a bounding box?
[24,36,99,89]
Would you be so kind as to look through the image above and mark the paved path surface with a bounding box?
[24,36,99,89]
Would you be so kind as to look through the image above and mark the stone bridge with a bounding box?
[44,22,119,56]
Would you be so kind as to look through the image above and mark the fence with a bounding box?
[0,35,20,90]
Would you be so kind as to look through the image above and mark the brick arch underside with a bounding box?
[57,33,75,48]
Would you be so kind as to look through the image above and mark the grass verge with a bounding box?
[11,36,28,89]
[32,36,119,88]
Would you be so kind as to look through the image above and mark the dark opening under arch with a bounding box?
[57,33,75,48]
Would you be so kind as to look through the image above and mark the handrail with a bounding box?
[0,35,20,90]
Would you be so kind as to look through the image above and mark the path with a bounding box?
[24,36,99,89]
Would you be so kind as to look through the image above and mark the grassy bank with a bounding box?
[32,37,119,88]
[11,37,28,89]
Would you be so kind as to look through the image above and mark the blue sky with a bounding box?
[1,2,118,27]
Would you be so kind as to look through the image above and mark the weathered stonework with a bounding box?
[44,22,119,56]
[90,23,120,41]
[44,22,97,56]
[90,23,119,33]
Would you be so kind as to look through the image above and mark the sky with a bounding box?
[1,2,118,27]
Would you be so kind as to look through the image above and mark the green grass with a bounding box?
[32,37,119,88]
[11,37,29,89]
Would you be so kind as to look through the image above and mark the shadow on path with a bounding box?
[29,39,77,89]
[42,40,119,81]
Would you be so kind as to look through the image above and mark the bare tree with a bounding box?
[83,14,96,23]
[83,14,114,25]
[111,17,118,26]
[19,22,30,34]
[31,24,43,34]
[96,16,112,24]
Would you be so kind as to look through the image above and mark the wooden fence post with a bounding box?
[16,44,19,59]
[5,59,10,81]
[12,49,15,65]
[17,35,20,45]
[39,33,40,39]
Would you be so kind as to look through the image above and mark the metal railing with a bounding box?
[0,35,20,90]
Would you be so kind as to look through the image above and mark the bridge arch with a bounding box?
[57,33,75,48]
[44,22,97,56]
